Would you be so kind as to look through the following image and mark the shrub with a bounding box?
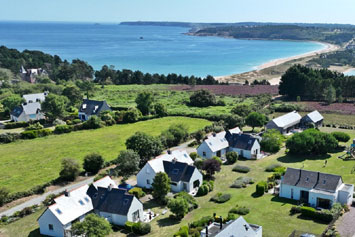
[210,193,231,203]
[189,90,217,107]
[290,206,302,215]
[21,129,52,139]
[122,108,142,123]
[25,122,44,131]
[331,132,351,143]
[82,116,104,129]
[226,151,238,164]
[54,125,73,134]
[168,197,189,219]
[53,119,66,126]
[226,213,237,221]
[0,187,9,206]
[265,163,282,172]
[132,222,151,235]
[196,184,209,196]
[212,156,223,165]
[232,165,250,173]
[4,121,28,129]
[83,153,104,174]
[190,216,214,228]
[273,167,286,175]
[128,187,146,198]
[59,158,80,181]
[42,194,57,206]
[231,177,254,188]
[256,181,267,196]
[260,129,284,153]
[174,226,189,237]
[189,152,198,161]
[72,119,82,124]
[229,205,250,215]
[0,133,21,144]
[194,158,204,169]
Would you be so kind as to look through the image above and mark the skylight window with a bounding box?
[78,200,85,206]
[209,142,212,146]
[172,169,179,175]
[184,154,188,158]
[82,104,87,109]
[84,197,90,203]
[123,199,129,205]
[55,208,62,215]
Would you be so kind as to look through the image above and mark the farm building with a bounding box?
[279,168,354,209]
[136,150,203,193]
[78,99,111,121]
[266,111,302,134]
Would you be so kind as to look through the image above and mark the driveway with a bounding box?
[0,177,94,217]
[336,206,355,237]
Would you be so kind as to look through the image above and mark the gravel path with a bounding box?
[337,206,355,237]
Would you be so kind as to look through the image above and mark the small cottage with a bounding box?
[78,99,111,121]
[266,111,302,134]
[301,110,324,128]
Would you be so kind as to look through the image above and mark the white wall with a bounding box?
[38,209,65,237]
[279,184,310,201]
[137,163,156,189]
[78,112,88,121]
[197,142,214,159]
[187,169,203,192]
[309,191,336,207]
[127,197,144,223]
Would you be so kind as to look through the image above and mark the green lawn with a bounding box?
[0,117,211,194]
[92,84,254,117]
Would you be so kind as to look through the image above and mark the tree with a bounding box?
[122,108,142,123]
[152,172,171,203]
[59,158,80,181]
[42,94,68,120]
[76,80,95,99]
[324,85,336,104]
[220,114,244,129]
[135,92,153,115]
[115,150,140,180]
[189,90,216,107]
[160,124,188,148]
[83,153,104,174]
[72,213,111,237]
[0,187,9,206]
[62,85,83,106]
[231,104,254,117]
[193,130,205,143]
[226,151,238,164]
[260,129,285,153]
[168,197,189,219]
[202,159,221,178]
[331,132,350,143]
[154,103,167,117]
[126,132,163,167]
[1,94,24,113]
[245,112,267,131]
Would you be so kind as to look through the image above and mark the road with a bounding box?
[0,177,94,217]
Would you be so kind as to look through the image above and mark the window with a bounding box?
[147,179,151,185]
[55,208,62,215]
[170,182,177,186]
[132,210,140,222]
[123,199,129,205]
[184,154,188,158]
[306,177,309,182]
[48,224,53,231]
[203,152,206,157]
[78,200,85,206]
[323,180,326,184]
[84,197,90,203]
[93,193,98,199]
[172,169,179,175]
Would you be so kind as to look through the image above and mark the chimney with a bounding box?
[212,132,216,137]
[205,226,209,237]
[108,184,113,191]
[244,224,249,231]
[172,158,177,164]
[64,189,69,197]
[167,150,172,155]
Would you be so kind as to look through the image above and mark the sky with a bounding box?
[0,0,354,24]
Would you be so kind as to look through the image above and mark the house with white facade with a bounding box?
[266,111,302,134]
[280,168,354,209]
[301,110,324,128]
[200,216,262,237]
[137,150,203,193]
[78,99,111,121]
[38,176,142,237]
[10,92,48,122]
[197,127,241,159]
[225,132,262,159]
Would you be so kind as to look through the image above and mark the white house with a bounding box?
[200,216,262,237]
[225,132,262,159]
[137,150,203,193]
[78,99,111,121]
[301,110,324,128]
[197,127,241,159]
[10,92,48,122]
[38,176,142,237]
[266,111,302,134]
[280,168,354,209]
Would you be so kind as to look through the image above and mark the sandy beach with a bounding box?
[256,42,339,71]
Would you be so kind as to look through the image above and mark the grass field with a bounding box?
[1,128,354,237]
[0,117,211,194]
[92,84,255,117]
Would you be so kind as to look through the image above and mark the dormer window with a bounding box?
[36,98,40,102]
[82,104,87,109]
[183,154,187,158]
[93,193,98,199]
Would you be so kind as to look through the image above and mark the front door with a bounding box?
[317,198,331,209]
[216,150,221,157]
[300,190,309,203]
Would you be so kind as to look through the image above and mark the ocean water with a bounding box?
[0,22,326,77]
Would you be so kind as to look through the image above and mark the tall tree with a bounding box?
[72,214,111,237]
[1,94,24,113]
[62,85,83,107]
[135,92,153,115]
[41,94,68,120]
[152,172,171,203]
[114,150,140,180]
[245,112,267,131]
[324,85,336,104]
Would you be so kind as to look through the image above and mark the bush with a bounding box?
[256,181,267,196]
[0,133,21,144]
[160,124,188,148]
[21,129,52,139]
[189,90,217,107]
[59,158,80,181]
[290,206,302,215]
[226,151,238,164]
[54,124,73,134]
[232,165,250,173]
[190,216,214,228]
[168,197,189,219]
[83,153,104,174]
[42,194,57,206]
[82,116,104,129]
[122,108,142,123]
[210,193,231,203]
[174,226,189,237]
[189,152,198,161]
[231,177,254,188]
[212,156,223,165]
[4,121,28,129]
[132,222,151,235]
[265,163,282,172]
[331,132,351,143]
[229,205,250,215]
[194,158,204,170]
[260,129,284,153]
[25,122,44,131]
[128,187,146,198]
[0,187,9,206]
[196,185,209,196]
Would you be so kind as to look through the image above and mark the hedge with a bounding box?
[265,163,282,172]
[196,180,214,196]
[210,193,231,203]
[256,181,268,196]
[21,129,52,139]
[4,121,29,129]
[174,226,189,237]
[54,125,73,134]
[131,222,151,235]
[0,133,21,144]
[231,177,254,188]
[128,187,146,198]
[229,205,250,215]
[190,216,214,228]
[232,165,250,173]
[300,206,333,223]
[331,132,351,143]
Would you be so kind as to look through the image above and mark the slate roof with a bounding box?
[305,110,324,123]
[163,160,196,182]
[282,168,342,193]
[270,111,302,128]
[79,99,111,116]
[87,186,134,216]
[11,106,23,117]
[225,133,257,151]
[148,150,194,173]
[11,102,41,117]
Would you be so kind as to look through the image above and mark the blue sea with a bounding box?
[0,22,326,77]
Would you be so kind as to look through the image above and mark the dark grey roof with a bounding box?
[163,160,196,183]
[86,186,134,215]
[282,168,342,192]
[225,132,257,151]
[79,99,111,116]
[11,106,23,117]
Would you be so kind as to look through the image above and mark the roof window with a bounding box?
[78,200,85,206]
[123,199,129,205]
[55,208,62,215]
[82,104,87,109]
[184,154,188,158]
[84,197,90,203]
[172,169,179,175]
